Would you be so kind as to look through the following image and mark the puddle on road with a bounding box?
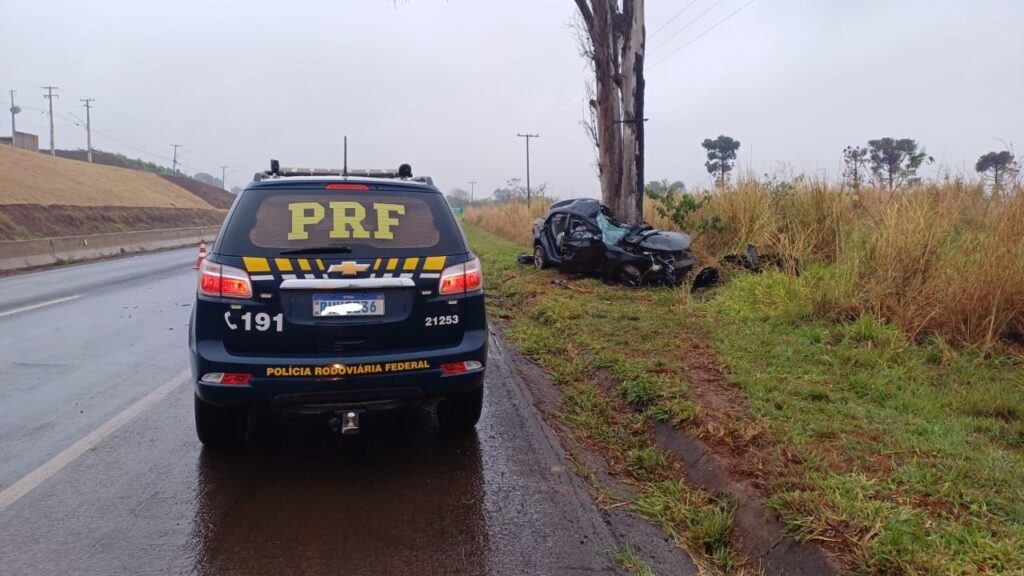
[190,410,491,576]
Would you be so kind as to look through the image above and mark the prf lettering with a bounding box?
[287,202,406,241]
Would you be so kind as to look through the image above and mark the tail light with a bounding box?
[200,372,252,385]
[198,259,253,299]
[440,361,483,376]
[439,257,483,296]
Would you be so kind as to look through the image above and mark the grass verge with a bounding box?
[466,222,1024,575]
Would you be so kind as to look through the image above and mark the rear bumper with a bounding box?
[190,326,487,409]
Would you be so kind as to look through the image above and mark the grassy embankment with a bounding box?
[0,145,225,239]
[464,181,1024,574]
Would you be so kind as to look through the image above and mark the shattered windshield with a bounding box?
[596,212,629,245]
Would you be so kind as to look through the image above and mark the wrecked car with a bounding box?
[531,198,696,287]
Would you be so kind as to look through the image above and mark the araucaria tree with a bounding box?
[701,135,740,187]
[975,151,1017,192]
[574,0,646,225]
[842,145,869,190]
[867,137,933,193]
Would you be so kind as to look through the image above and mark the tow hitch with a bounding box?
[327,411,361,435]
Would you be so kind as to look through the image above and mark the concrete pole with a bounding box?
[81,99,95,162]
[42,86,59,156]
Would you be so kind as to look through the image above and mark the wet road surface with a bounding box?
[0,250,624,575]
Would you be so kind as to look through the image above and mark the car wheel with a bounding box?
[533,244,549,270]
[194,394,247,449]
[618,264,643,287]
[437,387,483,432]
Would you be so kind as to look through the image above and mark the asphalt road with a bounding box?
[0,250,625,576]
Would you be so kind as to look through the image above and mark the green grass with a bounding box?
[702,268,1024,574]
[466,223,1024,575]
[469,225,741,573]
[608,543,657,576]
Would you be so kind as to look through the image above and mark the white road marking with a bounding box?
[0,370,189,513]
[0,295,82,318]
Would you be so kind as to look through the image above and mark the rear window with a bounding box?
[216,186,466,257]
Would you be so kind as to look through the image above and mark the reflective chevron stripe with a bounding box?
[242,256,449,281]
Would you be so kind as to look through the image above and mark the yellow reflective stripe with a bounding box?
[316,259,325,271]
[298,259,312,272]
[243,257,271,273]
[403,257,420,271]
[373,258,381,271]
[386,258,398,271]
[422,256,446,271]
[274,258,294,272]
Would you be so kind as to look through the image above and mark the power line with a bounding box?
[651,0,759,69]
[650,0,701,37]
[539,1,730,128]
[220,165,230,190]
[467,180,478,203]
[650,0,730,54]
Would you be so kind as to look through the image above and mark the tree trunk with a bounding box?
[575,0,645,225]
[617,0,645,224]
[590,0,623,216]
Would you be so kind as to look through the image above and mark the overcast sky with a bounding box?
[1,0,1021,197]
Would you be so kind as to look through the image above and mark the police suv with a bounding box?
[188,162,487,447]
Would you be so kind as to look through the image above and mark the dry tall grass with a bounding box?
[0,145,215,209]
[466,180,1023,349]
[464,200,551,246]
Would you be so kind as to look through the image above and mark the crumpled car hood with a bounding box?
[624,229,692,252]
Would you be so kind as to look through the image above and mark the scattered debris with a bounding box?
[721,244,801,276]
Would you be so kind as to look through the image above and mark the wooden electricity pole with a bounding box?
[516,133,539,207]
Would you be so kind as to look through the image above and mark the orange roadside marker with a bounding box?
[194,239,208,269]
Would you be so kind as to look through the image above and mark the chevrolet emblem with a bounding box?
[328,261,370,276]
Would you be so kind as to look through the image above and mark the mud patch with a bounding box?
[663,330,840,575]
[653,424,836,575]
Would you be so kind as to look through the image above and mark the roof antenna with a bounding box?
[343,136,348,177]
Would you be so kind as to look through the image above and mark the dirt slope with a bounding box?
[159,175,235,209]
[0,146,214,209]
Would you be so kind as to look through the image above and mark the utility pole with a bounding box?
[220,165,229,189]
[171,144,181,173]
[467,180,477,203]
[516,133,539,207]
[81,98,95,163]
[7,90,17,146]
[42,86,59,156]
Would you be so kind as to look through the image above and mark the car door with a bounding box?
[558,215,605,274]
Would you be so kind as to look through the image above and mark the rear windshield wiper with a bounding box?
[278,246,353,255]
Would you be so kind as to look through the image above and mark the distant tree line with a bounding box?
[689,134,1017,194]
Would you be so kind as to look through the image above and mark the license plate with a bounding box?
[312,292,385,317]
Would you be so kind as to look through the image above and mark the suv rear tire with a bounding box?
[437,387,483,432]
[195,394,247,449]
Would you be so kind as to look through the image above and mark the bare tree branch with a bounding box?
[574,0,595,37]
